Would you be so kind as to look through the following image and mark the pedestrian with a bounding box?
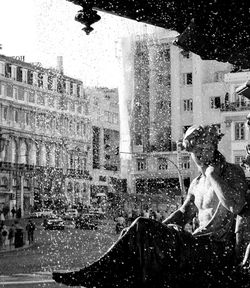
[0,210,5,221]
[2,206,9,220]
[1,225,8,249]
[16,207,22,219]
[0,226,3,250]
[11,207,16,219]
[52,125,248,287]
[8,224,15,248]
[26,220,35,244]
[14,221,24,248]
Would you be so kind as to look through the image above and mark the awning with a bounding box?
[236,80,250,100]
[66,0,250,68]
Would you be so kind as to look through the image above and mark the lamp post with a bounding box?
[120,149,186,204]
[164,157,186,204]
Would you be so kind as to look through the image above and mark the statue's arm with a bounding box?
[163,179,198,227]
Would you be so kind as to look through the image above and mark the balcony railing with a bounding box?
[0,162,91,179]
[220,102,250,112]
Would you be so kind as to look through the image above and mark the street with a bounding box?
[0,220,118,287]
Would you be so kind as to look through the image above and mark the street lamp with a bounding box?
[163,157,186,204]
[120,149,187,204]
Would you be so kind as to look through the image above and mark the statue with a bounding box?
[53,125,249,287]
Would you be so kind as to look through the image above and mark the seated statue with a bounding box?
[53,124,249,288]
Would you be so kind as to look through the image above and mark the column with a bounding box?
[11,65,17,80]
[43,73,48,90]
[20,175,24,217]
[21,68,27,83]
[33,71,38,86]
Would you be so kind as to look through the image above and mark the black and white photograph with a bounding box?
[1,0,250,287]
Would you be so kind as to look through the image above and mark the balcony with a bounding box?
[220,102,250,112]
[67,168,92,179]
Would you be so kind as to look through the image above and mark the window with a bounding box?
[81,123,86,135]
[28,91,35,103]
[235,156,244,166]
[181,50,191,59]
[99,176,106,182]
[37,93,45,105]
[157,74,164,84]
[77,85,80,97]
[70,82,73,95]
[113,113,118,124]
[7,84,13,97]
[47,74,53,90]
[25,112,30,126]
[48,96,54,107]
[156,100,166,110]
[5,63,11,78]
[69,101,75,112]
[182,73,192,85]
[214,71,225,82]
[135,134,142,145]
[77,105,82,114]
[158,48,170,61]
[0,84,5,96]
[235,122,245,140]
[14,110,19,123]
[0,62,5,75]
[158,158,168,170]
[210,96,221,109]
[3,107,8,120]
[16,67,22,82]
[76,123,81,134]
[179,155,190,169]
[137,159,146,171]
[27,70,33,85]
[183,99,193,111]
[38,73,43,88]
[18,88,25,101]
[13,87,18,99]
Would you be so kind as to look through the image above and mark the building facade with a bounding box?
[88,87,124,210]
[118,29,250,211]
[0,54,91,216]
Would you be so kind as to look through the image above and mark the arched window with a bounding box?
[1,176,8,187]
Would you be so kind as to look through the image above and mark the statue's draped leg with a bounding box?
[53,217,183,287]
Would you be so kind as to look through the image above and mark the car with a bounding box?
[63,209,79,220]
[43,215,65,230]
[75,213,100,230]
[28,211,42,218]
[29,209,55,218]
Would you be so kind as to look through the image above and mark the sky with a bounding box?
[0,0,166,88]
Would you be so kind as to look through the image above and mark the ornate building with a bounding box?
[0,55,91,216]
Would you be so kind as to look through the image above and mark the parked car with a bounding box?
[63,209,79,220]
[29,209,55,218]
[75,213,100,230]
[43,215,65,230]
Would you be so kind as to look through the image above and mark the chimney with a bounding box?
[57,56,64,73]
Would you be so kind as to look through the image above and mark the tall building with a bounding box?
[87,87,124,210]
[0,54,91,216]
[118,29,248,211]
[222,70,250,181]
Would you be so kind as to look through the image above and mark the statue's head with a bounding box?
[182,125,224,167]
